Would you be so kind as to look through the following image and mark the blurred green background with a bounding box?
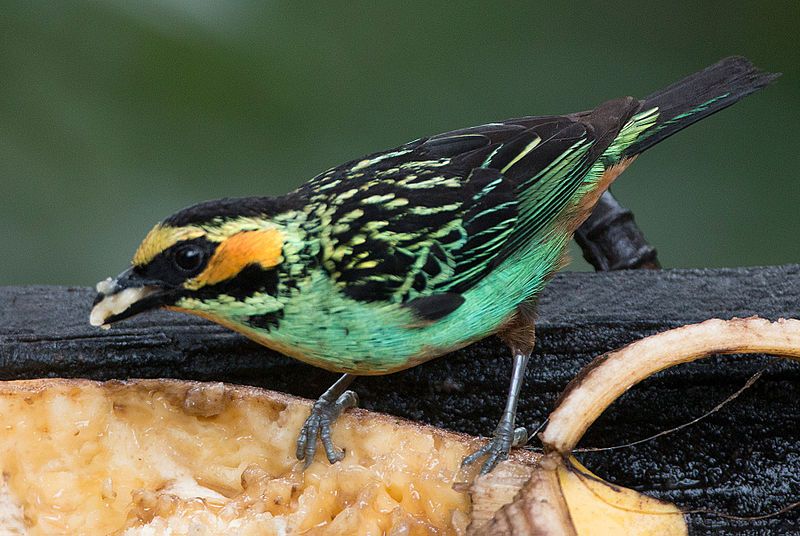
[1,1,798,285]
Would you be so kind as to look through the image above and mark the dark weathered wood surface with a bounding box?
[2,265,800,534]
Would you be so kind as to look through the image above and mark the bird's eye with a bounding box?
[173,245,205,273]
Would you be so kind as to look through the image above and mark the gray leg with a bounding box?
[462,351,530,474]
[296,374,359,466]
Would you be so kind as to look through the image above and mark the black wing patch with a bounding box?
[420,133,490,157]
[403,293,465,322]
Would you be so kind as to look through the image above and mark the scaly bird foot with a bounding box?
[296,389,359,466]
[462,423,528,475]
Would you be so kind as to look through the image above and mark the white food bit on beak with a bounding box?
[95,277,116,295]
[90,286,158,329]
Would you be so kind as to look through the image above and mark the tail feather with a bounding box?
[625,56,780,156]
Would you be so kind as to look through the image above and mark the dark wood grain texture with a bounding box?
[2,265,799,534]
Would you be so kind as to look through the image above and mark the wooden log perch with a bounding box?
[1,265,800,533]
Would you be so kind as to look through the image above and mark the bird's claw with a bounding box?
[462,424,528,475]
[296,389,359,466]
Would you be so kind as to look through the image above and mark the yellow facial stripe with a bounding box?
[133,225,205,266]
[187,229,283,289]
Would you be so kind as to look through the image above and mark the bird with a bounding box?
[90,56,777,474]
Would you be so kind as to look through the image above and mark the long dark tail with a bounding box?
[625,56,779,156]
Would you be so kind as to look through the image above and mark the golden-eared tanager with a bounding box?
[91,57,777,474]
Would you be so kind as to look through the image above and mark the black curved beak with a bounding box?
[90,268,172,327]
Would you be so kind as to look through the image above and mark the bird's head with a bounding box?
[90,197,292,329]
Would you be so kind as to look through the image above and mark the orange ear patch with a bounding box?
[192,229,283,288]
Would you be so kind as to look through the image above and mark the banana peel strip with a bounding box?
[474,317,800,535]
